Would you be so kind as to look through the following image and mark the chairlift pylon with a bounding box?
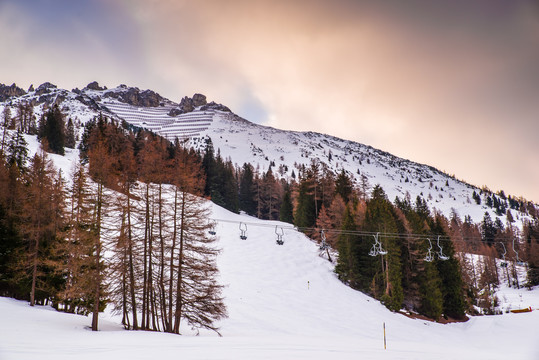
[275,226,284,245]
[239,222,247,240]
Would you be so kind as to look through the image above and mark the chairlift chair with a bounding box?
[319,229,329,250]
[436,236,449,261]
[512,238,525,266]
[500,242,508,267]
[275,226,284,245]
[239,222,248,240]
[369,233,387,256]
[376,233,388,255]
[424,238,435,262]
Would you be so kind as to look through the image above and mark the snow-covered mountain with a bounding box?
[1,81,538,359]
[1,81,536,226]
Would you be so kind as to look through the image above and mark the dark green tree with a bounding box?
[431,216,466,319]
[418,259,443,319]
[6,130,28,170]
[201,138,216,198]
[361,185,403,311]
[78,118,96,164]
[65,118,76,149]
[279,189,294,224]
[294,175,316,229]
[335,169,353,203]
[239,163,256,215]
[335,205,361,286]
[481,212,496,246]
[220,160,239,213]
[39,105,65,155]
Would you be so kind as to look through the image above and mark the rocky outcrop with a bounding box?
[168,94,231,116]
[201,101,231,113]
[35,82,57,95]
[85,81,105,91]
[0,83,26,102]
[192,93,207,107]
[178,93,207,113]
[75,94,101,111]
[168,108,183,116]
[103,87,163,107]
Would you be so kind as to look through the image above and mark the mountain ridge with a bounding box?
[1,81,537,226]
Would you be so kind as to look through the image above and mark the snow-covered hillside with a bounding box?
[1,107,537,359]
[1,81,537,227]
[1,201,538,359]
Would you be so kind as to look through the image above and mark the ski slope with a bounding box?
[1,201,538,360]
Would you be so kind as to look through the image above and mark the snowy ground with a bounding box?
[1,202,538,360]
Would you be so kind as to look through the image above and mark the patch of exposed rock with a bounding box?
[35,82,57,96]
[84,81,107,91]
[0,83,26,102]
[201,101,230,112]
[103,87,164,107]
[168,94,230,116]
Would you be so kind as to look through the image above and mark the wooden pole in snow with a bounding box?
[383,322,387,350]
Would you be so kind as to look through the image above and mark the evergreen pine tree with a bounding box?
[0,155,24,298]
[418,259,443,319]
[65,118,76,148]
[335,169,353,203]
[239,163,256,215]
[279,189,294,224]
[221,160,239,213]
[201,138,216,198]
[6,130,28,171]
[1,106,11,154]
[361,185,404,311]
[294,175,317,229]
[40,105,65,155]
[481,212,496,246]
[431,216,466,319]
[335,205,360,285]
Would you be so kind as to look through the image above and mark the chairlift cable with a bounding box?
[211,218,525,248]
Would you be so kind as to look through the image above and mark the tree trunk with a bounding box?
[142,183,149,329]
[173,191,186,334]
[167,187,178,332]
[126,189,138,329]
[92,182,103,331]
[157,184,168,331]
[30,233,39,306]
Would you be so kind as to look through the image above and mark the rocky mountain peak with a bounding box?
[0,83,26,102]
[85,81,106,91]
[35,82,57,95]
[169,94,231,116]
[102,86,164,107]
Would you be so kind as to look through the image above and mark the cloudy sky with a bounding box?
[1,0,538,202]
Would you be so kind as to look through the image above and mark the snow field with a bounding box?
[1,201,538,359]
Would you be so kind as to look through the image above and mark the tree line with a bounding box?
[0,113,226,334]
[201,141,538,319]
[1,103,538,325]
